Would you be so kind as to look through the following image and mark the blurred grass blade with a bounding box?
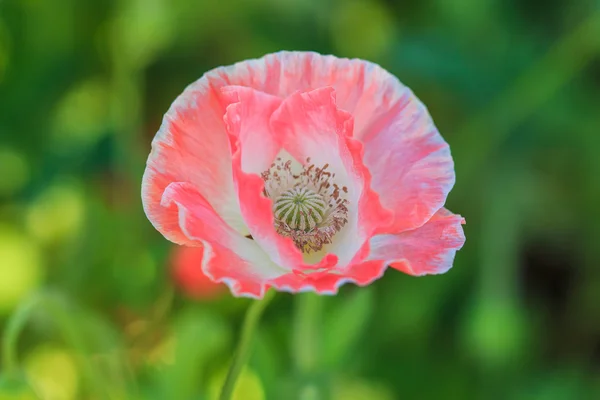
[2,294,41,375]
[323,288,373,367]
[154,308,231,399]
[1,292,113,399]
[293,293,323,374]
[456,10,600,185]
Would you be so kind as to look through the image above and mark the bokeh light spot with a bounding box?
[25,182,85,244]
[208,367,265,400]
[0,226,43,314]
[332,378,394,400]
[51,79,110,152]
[24,345,79,400]
[331,0,395,60]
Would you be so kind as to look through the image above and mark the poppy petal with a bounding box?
[161,182,288,298]
[368,208,466,276]
[142,78,249,243]
[222,85,391,274]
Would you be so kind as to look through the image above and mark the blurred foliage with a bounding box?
[1,0,600,399]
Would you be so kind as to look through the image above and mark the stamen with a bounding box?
[263,158,349,253]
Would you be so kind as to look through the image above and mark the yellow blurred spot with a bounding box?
[25,183,85,244]
[52,79,110,151]
[125,319,150,338]
[298,385,319,400]
[114,0,173,68]
[332,378,394,400]
[0,226,42,314]
[0,391,38,400]
[208,366,265,400]
[147,332,177,366]
[24,345,79,400]
[0,147,29,197]
[331,0,395,60]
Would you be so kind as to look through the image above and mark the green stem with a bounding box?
[293,293,322,374]
[293,293,324,400]
[219,290,275,400]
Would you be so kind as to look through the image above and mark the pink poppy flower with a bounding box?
[171,244,224,300]
[142,51,465,298]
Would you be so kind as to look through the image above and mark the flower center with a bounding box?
[262,157,349,253]
[274,187,326,231]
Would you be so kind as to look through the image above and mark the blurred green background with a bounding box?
[1,0,600,399]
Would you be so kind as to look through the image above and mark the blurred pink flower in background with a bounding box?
[143,51,465,298]
[171,245,224,300]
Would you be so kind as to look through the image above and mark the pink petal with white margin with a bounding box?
[208,52,455,234]
[143,51,385,244]
[143,51,462,295]
[161,181,287,298]
[214,51,402,136]
[269,241,387,294]
[142,76,249,246]
[220,86,283,173]
[270,258,388,295]
[271,87,392,267]
[368,208,466,276]
[222,86,314,271]
[360,91,455,234]
[222,85,391,273]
